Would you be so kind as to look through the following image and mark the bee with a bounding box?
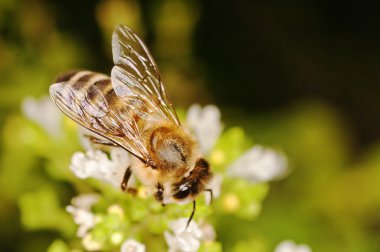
[49,25,213,224]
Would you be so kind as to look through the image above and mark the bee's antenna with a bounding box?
[186,200,196,229]
[206,188,213,204]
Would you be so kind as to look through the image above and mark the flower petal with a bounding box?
[227,145,288,183]
[186,104,223,155]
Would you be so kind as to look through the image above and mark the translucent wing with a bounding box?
[112,24,180,125]
[49,76,160,163]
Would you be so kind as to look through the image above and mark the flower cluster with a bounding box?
[227,145,288,183]
[21,99,313,252]
[66,194,99,238]
[164,218,203,252]
[70,147,131,188]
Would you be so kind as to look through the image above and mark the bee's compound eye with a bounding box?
[173,187,191,199]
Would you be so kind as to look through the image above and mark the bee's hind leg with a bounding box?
[121,166,137,194]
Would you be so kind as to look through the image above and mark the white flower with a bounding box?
[186,104,223,155]
[70,150,106,179]
[70,147,131,188]
[82,233,103,251]
[67,207,95,237]
[70,194,100,211]
[111,231,124,245]
[164,218,203,252]
[22,96,62,137]
[274,240,312,252]
[227,145,288,183]
[204,173,223,205]
[199,222,216,242]
[66,194,99,237]
[120,239,146,252]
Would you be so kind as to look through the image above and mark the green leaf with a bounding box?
[232,237,267,252]
[18,187,75,236]
[216,178,269,220]
[210,127,252,171]
[199,241,223,252]
[47,239,70,252]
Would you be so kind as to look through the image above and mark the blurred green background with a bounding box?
[1,0,380,251]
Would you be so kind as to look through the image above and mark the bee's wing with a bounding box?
[111,24,180,126]
[49,79,160,162]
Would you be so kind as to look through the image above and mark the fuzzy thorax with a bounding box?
[129,123,211,204]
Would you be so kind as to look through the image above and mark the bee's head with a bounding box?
[170,158,212,203]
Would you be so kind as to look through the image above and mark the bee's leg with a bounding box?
[85,135,119,147]
[121,166,137,194]
[121,166,132,191]
[205,188,214,204]
[155,183,164,203]
[186,200,196,229]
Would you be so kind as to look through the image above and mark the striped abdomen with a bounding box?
[56,70,113,105]
[54,70,148,135]
[51,70,162,162]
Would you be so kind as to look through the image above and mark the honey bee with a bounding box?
[49,25,213,223]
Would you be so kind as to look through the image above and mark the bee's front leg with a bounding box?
[121,166,137,194]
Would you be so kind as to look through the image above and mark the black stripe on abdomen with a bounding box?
[55,70,79,82]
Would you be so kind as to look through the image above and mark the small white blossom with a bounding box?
[66,207,95,237]
[199,222,216,242]
[227,145,288,183]
[120,239,146,252]
[70,150,106,179]
[275,240,312,252]
[186,104,223,155]
[164,218,203,252]
[205,173,223,205]
[82,233,103,251]
[108,204,125,220]
[66,194,99,237]
[22,96,62,137]
[111,232,124,245]
[71,194,100,211]
[70,147,131,188]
